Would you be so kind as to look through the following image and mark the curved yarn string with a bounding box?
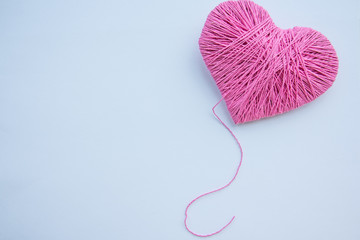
[184,98,244,237]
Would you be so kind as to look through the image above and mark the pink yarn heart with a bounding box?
[199,0,339,124]
[185,1,339,237]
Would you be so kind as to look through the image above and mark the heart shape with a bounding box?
[199,0,339,124]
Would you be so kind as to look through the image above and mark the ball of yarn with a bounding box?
[199,0,339,124]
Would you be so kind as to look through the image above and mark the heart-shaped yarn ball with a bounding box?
[199,0,339,124]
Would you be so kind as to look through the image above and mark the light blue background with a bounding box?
[0,0,359,239]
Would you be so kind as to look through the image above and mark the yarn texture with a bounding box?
[184,0,339,237]
[199,0,338,124]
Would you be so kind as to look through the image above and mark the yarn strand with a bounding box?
[184,97,244,237]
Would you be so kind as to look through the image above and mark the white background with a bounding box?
[0,0,359,239]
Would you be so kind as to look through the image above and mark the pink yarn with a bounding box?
[185,0,338,237]
[184,98,243,237]
[199,0,338,124]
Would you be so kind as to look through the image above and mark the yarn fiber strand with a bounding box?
[184,98,244,237]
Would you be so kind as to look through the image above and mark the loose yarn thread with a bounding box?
[184,98,243,237]
[185,0,338,237]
